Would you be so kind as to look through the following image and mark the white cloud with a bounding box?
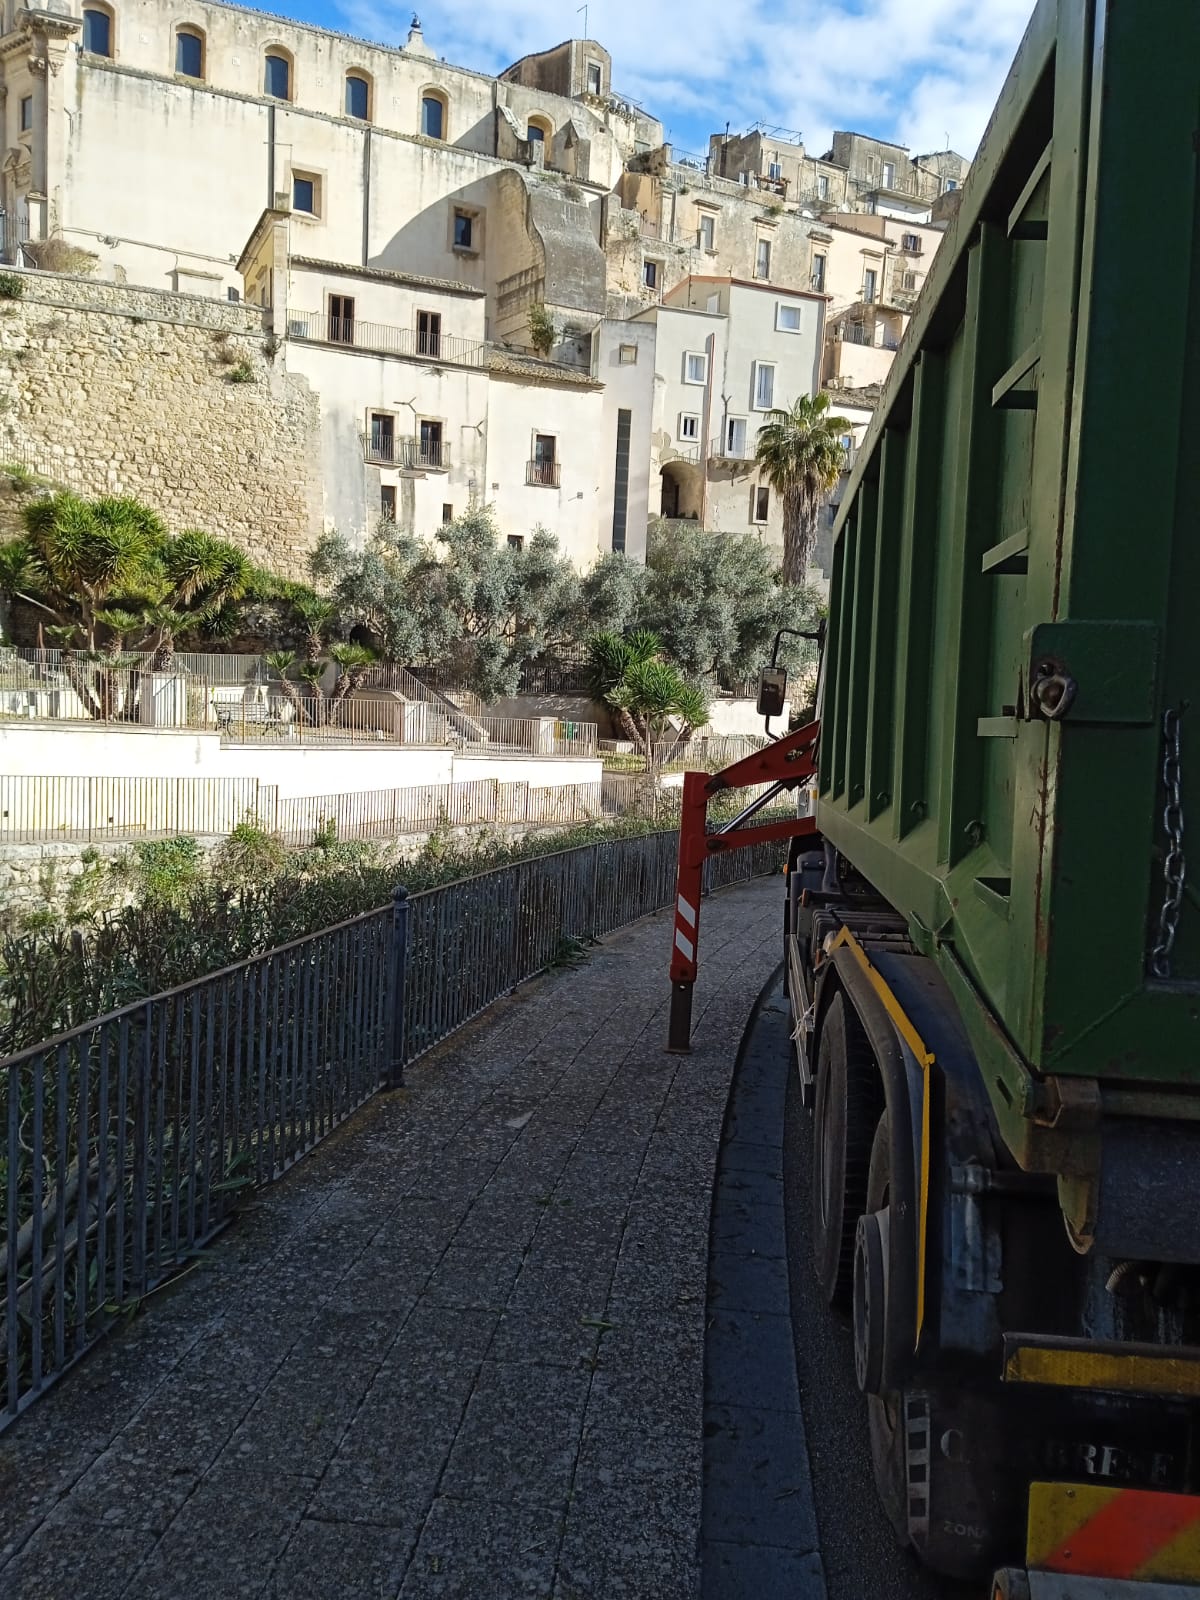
[331,0,1032,160]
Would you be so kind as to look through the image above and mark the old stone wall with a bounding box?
[0,268,323,578]
[0,820,590,923]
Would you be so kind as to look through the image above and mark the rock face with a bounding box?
[0,270,324,578]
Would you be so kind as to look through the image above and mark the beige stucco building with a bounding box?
[634,275,825,569]
[0,0,967,575]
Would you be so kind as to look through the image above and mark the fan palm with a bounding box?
[754,394,851,584]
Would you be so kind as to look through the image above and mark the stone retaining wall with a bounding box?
[0,268,323,577]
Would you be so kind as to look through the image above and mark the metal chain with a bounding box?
[1151,707,1186,979]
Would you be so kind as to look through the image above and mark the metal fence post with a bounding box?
[386,885,409,1089]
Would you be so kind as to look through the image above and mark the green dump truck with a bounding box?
[778,0,1200,1590]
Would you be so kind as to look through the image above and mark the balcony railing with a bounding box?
[287,309,486,368]
[360,434,451,471]
[526,459,560,487]
[709,438,758,463]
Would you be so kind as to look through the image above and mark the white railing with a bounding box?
[0,773,606,843]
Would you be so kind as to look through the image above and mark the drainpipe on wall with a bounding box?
[361,126,371,267]
[267,103,276,207]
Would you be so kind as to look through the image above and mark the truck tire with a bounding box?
[812,992,880,1306]
[861,1111,1011,1579]
[861,1110,909,1544]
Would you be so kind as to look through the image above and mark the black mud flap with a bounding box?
[905,1387,1020,1580]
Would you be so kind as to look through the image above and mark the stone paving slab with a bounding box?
[0,878,781,1600]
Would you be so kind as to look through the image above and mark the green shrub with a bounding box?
[122,836,206,910]
[0,273,25,301]
[212,820,287,887]
[226,359,255,384]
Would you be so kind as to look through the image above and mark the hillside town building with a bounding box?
[1,0,969,578]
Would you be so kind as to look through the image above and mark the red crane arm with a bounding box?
[667,718,821,1052]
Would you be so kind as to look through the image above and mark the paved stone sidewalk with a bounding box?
[0,877,782,1600]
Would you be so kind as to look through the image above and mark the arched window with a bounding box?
[526,116,552,144]
[264,50,292,101]
[420,90,447,140]
[345,72,370,120]
[175,27,204,78]
[82,6,113,56]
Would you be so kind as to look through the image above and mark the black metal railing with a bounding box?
[526,459,560,487]
[361,435,451,470]
[287,309,485,368]
[0,827,786,1429]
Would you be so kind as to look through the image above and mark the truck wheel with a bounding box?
[860,1110,909,1543]
[861,1121,1010,1579]
[812,992,880,1305]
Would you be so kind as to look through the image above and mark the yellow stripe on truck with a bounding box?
[1005,1341,1200,1399]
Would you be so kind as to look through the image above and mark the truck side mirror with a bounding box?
[757,666,788,719]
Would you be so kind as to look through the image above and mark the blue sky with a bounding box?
[273,0,1034,162]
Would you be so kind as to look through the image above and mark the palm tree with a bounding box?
[587,629,709,768]
[754,394,852,584]
[20,493,164,652]
[265,649,306,720]
[292,595,335,665]
[329,641,376,707]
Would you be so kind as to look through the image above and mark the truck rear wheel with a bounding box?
[812,992,879,1306]
[859,1109,1010,1579]
[859,1110,909,1543]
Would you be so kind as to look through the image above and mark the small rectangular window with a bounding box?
[82,8,111,55]
[863,267,878,303]
[419,418,443,467]
[618,343,637,364]
[684,351,707,385]
[442,503,454,524]
[679,413,699,441]
[418,310,442,356]
[751,486,770,524]
[264,52,290,99]
[380,485,396,520]
[346,75,369,120]
[175,30,203,77]
[811,253,826,292]
[945,178,957,192]
[767,160,782,180]
[507,534,525,550]
[698,214,715,252]
[755,238,771,279]
[370,412,395,462]
[421,95,444,139]
[753,362,775,410]
[19,95,32,133]
[328,293,354,343]
[586,60,602,95]
[453,210,474,250]
[902,232,920,251]
[881,161,895,189]
[643,259,658,289]
[292,174,316,215]
[725,416,747,457]
[777,303,801,333]
[817,175,829,200]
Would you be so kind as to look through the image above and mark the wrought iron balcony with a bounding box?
[526,459,560,487]
[361,434,451,471]
[288,310,485,368]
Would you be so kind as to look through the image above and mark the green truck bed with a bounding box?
[819,0,1200,1133]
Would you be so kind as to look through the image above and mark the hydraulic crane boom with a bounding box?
[667,717,820,1051]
